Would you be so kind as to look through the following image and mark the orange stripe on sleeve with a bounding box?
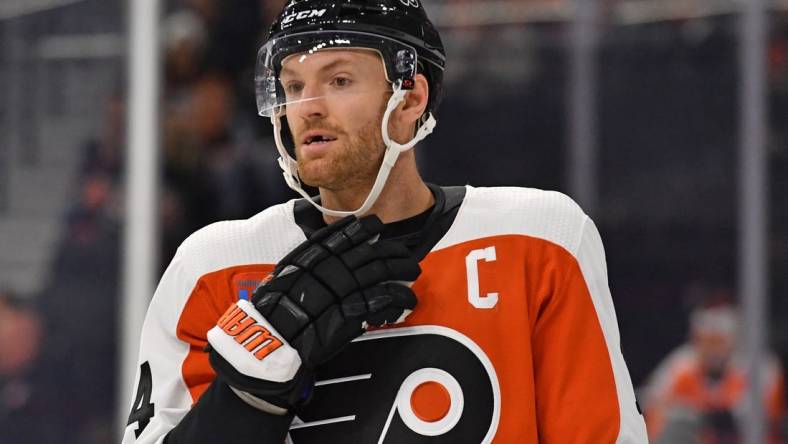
[530,251,620,443]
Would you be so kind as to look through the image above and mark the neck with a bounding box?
[319,152,434,224]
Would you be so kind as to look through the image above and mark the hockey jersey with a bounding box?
[122,186,648,443]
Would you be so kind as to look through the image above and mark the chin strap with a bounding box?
[271,80,437,217]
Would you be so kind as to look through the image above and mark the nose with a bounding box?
[293,82,328,120]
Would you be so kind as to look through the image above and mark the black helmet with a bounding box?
[265,0,446,115]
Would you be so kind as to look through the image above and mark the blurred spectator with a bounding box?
[0,290,43,444]
[0,291,40,377]
[37,168,122,444]
[159,3,293,264]
[164,9,208,85]
[643,300,785,444]
[22,115,126,443]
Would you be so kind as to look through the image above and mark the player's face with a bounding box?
[693,330,734,375]
[279,49,391,191]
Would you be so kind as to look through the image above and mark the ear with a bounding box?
[394,73,430,127]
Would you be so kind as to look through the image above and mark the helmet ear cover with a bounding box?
[415,59,443,118]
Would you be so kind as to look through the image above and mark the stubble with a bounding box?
[296,109,386,192]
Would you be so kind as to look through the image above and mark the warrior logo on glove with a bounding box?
[216,303,284,360]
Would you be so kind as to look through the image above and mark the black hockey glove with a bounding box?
[208,215,420,414]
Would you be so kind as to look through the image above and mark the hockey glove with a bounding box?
[207,215,420,414]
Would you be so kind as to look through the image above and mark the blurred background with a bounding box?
[0,0,786,443]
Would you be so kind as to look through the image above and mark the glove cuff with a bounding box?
[209,339,316,411]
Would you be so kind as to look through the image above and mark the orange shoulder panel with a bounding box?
[175,264,275,404]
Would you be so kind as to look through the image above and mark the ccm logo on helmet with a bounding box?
[282,9,327,25]
[217,302,283,360]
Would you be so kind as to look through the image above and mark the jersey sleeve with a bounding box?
[121,251,201,444]
[530,216,648,443]
[121,245,291,443]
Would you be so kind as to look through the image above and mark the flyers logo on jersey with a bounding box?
[288,326,500,443]
[216,302,283,360]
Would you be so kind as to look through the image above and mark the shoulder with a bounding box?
[435,185,590,256]
[465,186,586,225]
[174,199,306,278]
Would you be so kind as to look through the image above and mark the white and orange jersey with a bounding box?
[122,185,648,443]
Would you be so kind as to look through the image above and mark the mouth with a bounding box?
[302,132,338,147]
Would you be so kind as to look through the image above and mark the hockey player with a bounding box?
[643,303,784,443]
[122,0,649,442]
